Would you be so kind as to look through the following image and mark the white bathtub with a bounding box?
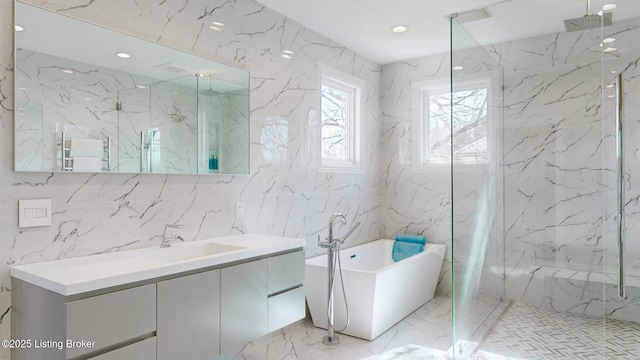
[305,239,446,340]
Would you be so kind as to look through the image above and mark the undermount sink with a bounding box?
[133,242,245,263]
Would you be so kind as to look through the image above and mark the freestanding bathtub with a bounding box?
[305,239,446,340]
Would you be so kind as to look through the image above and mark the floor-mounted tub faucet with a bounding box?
[161,224,184,248]
[318,213,360,346]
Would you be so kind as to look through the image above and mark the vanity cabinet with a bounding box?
[220,259,268,352]
[12,248,304,360]
[220,251,306,352]
[157,270,221,360]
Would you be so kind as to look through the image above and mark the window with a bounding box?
[319,65,363,171]
[413,77,491,168]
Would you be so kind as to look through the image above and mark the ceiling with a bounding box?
[254,0,640,64]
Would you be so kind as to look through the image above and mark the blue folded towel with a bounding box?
[392,234,426,262]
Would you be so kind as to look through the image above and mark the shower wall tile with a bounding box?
[382,15,640,315]
[1,0,382,356]
[381,16,640,306]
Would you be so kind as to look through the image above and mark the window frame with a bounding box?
[318,64,364,173]
[412,74,495,173]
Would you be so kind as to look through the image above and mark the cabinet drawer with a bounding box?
[268,286,305,332]
[66,284,156,358]
[268,250,304,294]
[88,337,156,360]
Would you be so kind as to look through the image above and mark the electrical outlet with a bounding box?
[235,201,245,219]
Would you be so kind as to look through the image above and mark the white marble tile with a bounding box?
[2,1,383,357]
[223,296,454,360]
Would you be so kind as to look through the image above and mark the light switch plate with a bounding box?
[19,199,52,228]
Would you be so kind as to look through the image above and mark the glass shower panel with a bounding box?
[149,76,199,174]
[450,17,505,357]
[603,8,640,355]
[117,85,151,173]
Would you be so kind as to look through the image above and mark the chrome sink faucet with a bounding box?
[161,224,184,248]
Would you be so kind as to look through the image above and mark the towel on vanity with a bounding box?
[69,138,104,158]
[392,234,426,262]
[72,157,102,172]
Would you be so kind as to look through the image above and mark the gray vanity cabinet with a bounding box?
[220,259,268,353]
[157,269,221,360]
[219,251,305,352]
[12,248,304,360]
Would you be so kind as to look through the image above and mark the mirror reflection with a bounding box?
[14,1,250,175]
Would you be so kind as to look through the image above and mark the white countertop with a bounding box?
[10,234,305,296]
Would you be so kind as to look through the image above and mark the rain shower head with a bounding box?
[564,0,613,32]
[564,13,612,32]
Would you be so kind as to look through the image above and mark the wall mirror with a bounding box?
[14,1,250,175]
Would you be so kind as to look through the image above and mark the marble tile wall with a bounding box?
[1,0,382,357]
[381,12,640,323]
[491,19,640,321]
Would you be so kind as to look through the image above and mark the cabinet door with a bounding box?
[157,270,221,360]
[220,259,268,353]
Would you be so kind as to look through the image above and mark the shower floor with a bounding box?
[475,302,640,359]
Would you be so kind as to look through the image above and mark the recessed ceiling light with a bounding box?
[603,47,617,52]
[209,26,223,31]
[606,84,615,88]
[211,21,225,27]
[452,65,464,71]
[15,25,24,32]
[281,54,292,59]
[611,70,617,74]
[116,52,131,58]
[603,4,617,11]
[84,97,92,101]
[282,50,294,55]
[603,37,616,43]
[62,69,74,74]
[136,85,146,89]
[391,25,408,33]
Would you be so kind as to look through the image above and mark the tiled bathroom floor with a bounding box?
[217,298,640,360]
[219,296,455,360]
[475,302,640,360]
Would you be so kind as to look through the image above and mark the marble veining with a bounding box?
[381,9,640,330]
[1,0,382,356]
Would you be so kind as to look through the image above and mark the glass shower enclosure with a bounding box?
[450,0,640,357]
